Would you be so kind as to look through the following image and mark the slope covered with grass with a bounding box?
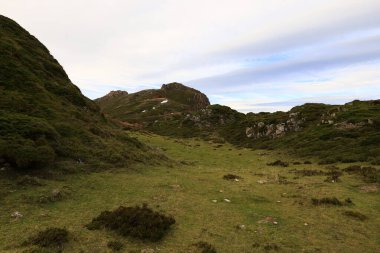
[0,15,161,171]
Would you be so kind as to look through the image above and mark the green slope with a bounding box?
[98,81,380,164]
[0,15,161,170]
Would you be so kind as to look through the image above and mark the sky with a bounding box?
[1,0,380,112]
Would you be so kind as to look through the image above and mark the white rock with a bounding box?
[11,211,23,219]
[161,99,168,104]
[276,200,281,203]
[234,178,240,182]
[212,199,218,203]
[142,110,146,113]
[152,107,156,110]
[273,221,278,225]
[219,190,224,193]
[224,198,231,203]
[304,223,309,226]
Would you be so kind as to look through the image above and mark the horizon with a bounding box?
[1,0,380,112]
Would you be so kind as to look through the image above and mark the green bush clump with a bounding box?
[223,174,241,180]
[267,160,288,167]
[312,197,353,206]
[107,240,124,252]
[342,211,368,221]
[86,204,175,241]
[343,165,380,183]
[193,241,217,253]
[25,227,68,248]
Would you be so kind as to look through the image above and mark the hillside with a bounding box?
[98,84,380,164]
[0,15,161,171]
[95,82,210,129]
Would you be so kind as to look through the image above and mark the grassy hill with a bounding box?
[0,15,162,171]
[95,82,210,128]
[98,83,380,164]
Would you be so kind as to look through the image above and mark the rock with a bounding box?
[304,223,309,226]
[234,178,240,182]
[236,224,246,230]
[212,199,218,203]
[273,221,278,225]
[224,198,231,203]
[11,211,23,219]
[257,179,267,184]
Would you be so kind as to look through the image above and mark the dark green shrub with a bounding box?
[267,160,288,167]
[343,165,380,183]
[26,227,68,248]
[312,197,343,206]
[86,204,175,241]
[193,241,217,253]
[17,175,43,186]
[223,174,241,180]
[342,211,368,221]
[107,240,124,252]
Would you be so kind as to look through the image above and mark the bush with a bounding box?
[343,165,380,183]
[312,197,342,206]
[267,160,288,167]
[86,204,175,241]
[193,241,217,253]
[342,211,368,221]
[223,174,241,180]
[17,175,43,186]
[26,227,68,248]
[107,240,124,252]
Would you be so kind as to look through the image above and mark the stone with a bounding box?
[11,211,23,219]
[224,198,231,203]
[212,199,218,203]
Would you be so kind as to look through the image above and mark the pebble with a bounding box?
[234,178,240,182]
[304,223,309,226]
[212,199,218,203]
[224,198,231,203]
[273,221,278,225]
[219,190,224,193]
[276,200,281,203]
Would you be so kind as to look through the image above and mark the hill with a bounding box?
[0,15,162,171]
[95,82,210,129]
[98,83,380,164]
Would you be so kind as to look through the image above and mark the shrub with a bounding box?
[193,241,217,253]
[292,169,324,176]
[86,204,175,241]
[263,243,279,251]
[17,175,43,186]
[107,240,124,252]
[312,197,343,206]
[304,161,312,164]
[223,174,241,180]
[343,165,380,183]
[26,227,68,248]
[342,211,368,221]
[267,160,288,167]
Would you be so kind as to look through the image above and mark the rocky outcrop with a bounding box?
[161,82,210,111]
[245,112,304,139]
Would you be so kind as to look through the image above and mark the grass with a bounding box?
[0,132,379,252]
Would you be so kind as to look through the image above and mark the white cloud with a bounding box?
[1,0,379,112]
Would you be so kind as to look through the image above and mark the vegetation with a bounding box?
[0,15,162,172]
[86,204,175,241]
[25,227,69,248]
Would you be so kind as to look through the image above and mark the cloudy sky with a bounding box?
[1,0,380,112]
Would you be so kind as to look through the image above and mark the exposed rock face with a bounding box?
[245,112,304,139]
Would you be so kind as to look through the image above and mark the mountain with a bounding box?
[98,83,380,164]
[0,15,160,170]
[95,82,210,129]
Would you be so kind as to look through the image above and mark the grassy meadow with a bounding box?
[0,132,379,252]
